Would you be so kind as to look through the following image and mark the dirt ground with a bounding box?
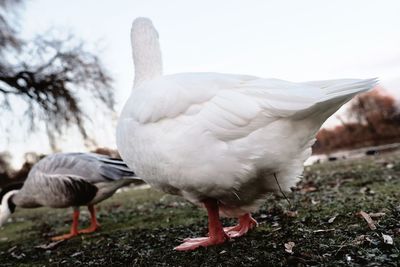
[0,152,399,266]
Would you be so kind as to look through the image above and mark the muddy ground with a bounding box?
[0,153,399,266]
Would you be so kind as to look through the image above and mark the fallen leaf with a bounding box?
[285,210,298,218]
[7,246,17,253]
[357,211,376,230]
[346,254,352,262]
[10,251,25,260]
[284,241,295,254]
[353,235,366,245]
[328,214,338,223]
[359,187,368,194]
[353,235,373,245]
[311,198,320,205]
[369,212,386,218]
[71,251,83,257]
[35,240,64,250]
[382,234,393,245]
[313,229,335,233]
[300,186,317,194]
[359,187,375,195]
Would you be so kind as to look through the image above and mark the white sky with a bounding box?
[2,0,400,167]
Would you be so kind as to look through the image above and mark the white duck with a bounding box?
[116,17,377,251]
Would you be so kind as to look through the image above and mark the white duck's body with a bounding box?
[116,17,377,250]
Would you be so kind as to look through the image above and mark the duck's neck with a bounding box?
[1,190,19,209]
[0,190,19,226]
[131,20,163,87]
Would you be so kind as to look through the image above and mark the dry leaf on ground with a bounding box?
[285,210,298,217]
[313,229,335,233]
[35,240,64,250]
[357,211,376,230]
[284,242,295,254]
[382,234,393,245]
[369,212,386,218]
[328,214,338,223]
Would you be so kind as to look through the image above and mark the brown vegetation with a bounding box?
[0,152,42,188]
[313,89,400,154]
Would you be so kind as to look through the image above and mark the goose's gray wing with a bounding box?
[17,173,98,208]
[17,153,138,208]
[29,152,137,184]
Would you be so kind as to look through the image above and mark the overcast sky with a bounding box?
[3,0,400,167]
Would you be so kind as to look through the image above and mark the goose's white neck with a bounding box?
[131,17,163,87]
[0,190,19,226]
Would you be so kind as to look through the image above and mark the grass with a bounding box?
[0,153,399,266]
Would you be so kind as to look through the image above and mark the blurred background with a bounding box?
[1,0,400,186]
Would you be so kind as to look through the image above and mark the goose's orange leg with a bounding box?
[51,208,79,241]
[174,199,228,251]
[223,213,258,238]
[79,205,100,234]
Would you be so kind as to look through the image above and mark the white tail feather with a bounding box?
[295,78,378,123]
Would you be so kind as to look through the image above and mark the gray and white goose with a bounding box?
[0,152,140,240]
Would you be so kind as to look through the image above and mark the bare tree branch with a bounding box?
[0,1,114,149]
[0,0,22,51]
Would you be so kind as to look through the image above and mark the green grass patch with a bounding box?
[0,153,399,266]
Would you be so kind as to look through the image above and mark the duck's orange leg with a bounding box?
[51,208,80,241]
[79,205,100,234]
[174,199,228,251]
